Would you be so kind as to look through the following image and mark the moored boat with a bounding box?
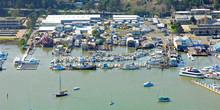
[120,63,140,70]
[158,97,170,102]
[42,36,53,47]
[72,63,96,70]
[56,75,68,97]
[179,67,205,78]
[101,63,113,69]
[52,64,66,70]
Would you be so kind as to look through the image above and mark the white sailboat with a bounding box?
[56,75,68,97]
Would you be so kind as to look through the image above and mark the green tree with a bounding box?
[19,38,26,46]
[15,0,23,9]
[190,16,197,25]
[125,3,131,11]
[171,22,184,34]
[83,0,93,10]
[92,29,100,38]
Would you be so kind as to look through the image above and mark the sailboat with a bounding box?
[56,75,68,97]
[157,89,170,102]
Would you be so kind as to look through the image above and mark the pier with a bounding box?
[192,80,220,95]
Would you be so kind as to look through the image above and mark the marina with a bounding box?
[0,45,220,110]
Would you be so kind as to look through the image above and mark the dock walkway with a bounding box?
[192,80,220,95]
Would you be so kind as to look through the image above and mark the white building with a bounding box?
[42,15,101,26]
[113,15,140,23]
[174,36,193,51]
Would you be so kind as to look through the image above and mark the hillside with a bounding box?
[0,0,219,17]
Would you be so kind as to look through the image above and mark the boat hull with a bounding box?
[72,66,96,70]
[101,67,113,69]
[144,84,154,87]
[179,73,205,78]
[158,100,170,102]
[56,93,68,97]
[121,67,139,70]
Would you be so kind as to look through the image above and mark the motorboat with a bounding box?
[0,51,8,60]
[22,58,40,65]
[143,81,154,87]
[94,51,106,56]
[52,64,66,70]
[78,57,85,63]
[200,66,213,74]
[109,101,115,105]
[213,65,220,72]
[148,59,160,65]
[74,87,80,90]
[179,67,205,78]
[120,63,140,70]
[72,63,96,70]
[74,39,81,47]
[158,97,170,102]
[169,58,178,67]
[101,63,113,69]
[13,57,22,66]
[91,56,96,62]
[204,72,220,79]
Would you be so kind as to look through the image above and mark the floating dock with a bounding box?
[192,80,220,95]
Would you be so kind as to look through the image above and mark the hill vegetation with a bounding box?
[0,0,219,17]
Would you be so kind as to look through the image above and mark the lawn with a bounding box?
[0,38,14,40]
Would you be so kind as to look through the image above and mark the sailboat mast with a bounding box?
[59,75,61,92]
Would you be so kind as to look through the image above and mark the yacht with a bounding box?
[179,67,205,78]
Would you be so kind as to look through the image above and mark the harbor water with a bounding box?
[0,45,220,110]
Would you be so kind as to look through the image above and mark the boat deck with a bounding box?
[18,64,39,70]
